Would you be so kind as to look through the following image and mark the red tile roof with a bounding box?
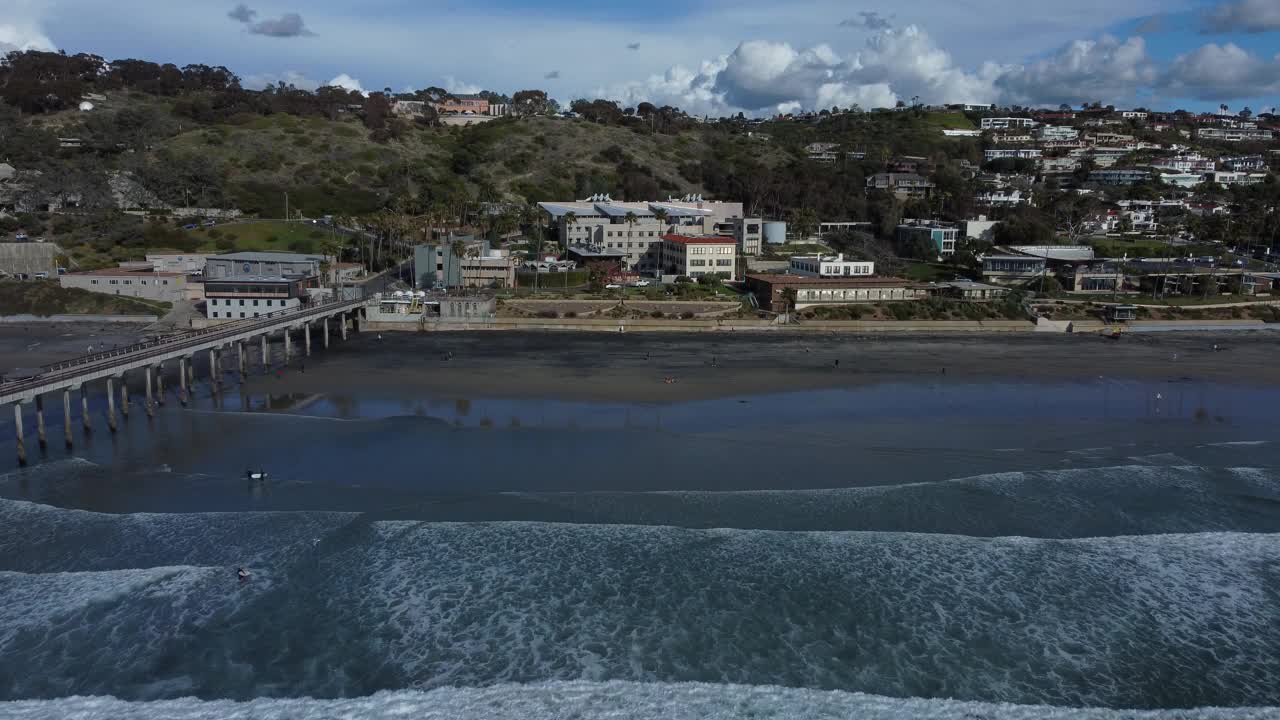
[662,233,736,245]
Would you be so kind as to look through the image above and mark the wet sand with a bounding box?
[237,330,1280,403]
[0,323,144,372]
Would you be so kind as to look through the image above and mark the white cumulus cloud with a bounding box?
[0,0,57,53]
[1162,43,1280,100]
[327,73,365,94]
[996,36,1157,106]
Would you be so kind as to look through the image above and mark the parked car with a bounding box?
[632,280,652,287]
[605,283,622,289]
[202,219,217,227]
[182,223,198,230]
[14,233,27,241]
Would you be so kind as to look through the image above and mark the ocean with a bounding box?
[1,368,1279,718]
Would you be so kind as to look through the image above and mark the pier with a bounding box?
[1,297,367,465]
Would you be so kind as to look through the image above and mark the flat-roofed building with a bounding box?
[203,275,316,321]
[59,267,186,302]
[205,251,323,280]
[146,253,211,275]
[981,117,1036,130]
[744,273,926,312]
[982,254,1046,285]
[660,234,738,280]
[788,253,874,278]
[896,220,959,257]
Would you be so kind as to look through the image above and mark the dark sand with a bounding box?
[0,323,144,371]
[231,330,1280,402]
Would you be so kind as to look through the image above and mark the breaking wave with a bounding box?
[3,681,1278,720]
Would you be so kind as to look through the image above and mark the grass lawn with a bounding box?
[902,261,952,282]
[185,221,339,254]
[923,111,976,130]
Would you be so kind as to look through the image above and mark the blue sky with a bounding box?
[2,0,1278,115]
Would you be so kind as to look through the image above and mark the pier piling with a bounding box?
[62,389,72,448]
[14,403,25,465]
[80,384,90,434]
[107,377,118,432]
[35,395,46,449]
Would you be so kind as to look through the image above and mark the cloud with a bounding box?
[544,70,560,79]
[626,42,641,50]
[443,76,482,94]
[326,73,365,94]
[995,35,1156,106]
[248,12,314,37]
[1133,14,1165,34]
[1201,0,1280,34]
[840,12,892,30]
[228,3,256,23]
[0,1,56,52]
[1162,43,1280,100]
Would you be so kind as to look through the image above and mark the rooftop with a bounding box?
[204,275,297,283]
[213,251,325,262]
[745,273,916,287]
[68,267,184,277]
[662,233,737,245]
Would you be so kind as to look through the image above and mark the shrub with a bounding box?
[564,311,577,318]
[215,237,235,250]
[679,311,695,320]
[650,310,664,318]
[207,228,223,239]
[537,310,558,318]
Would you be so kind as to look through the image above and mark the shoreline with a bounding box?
[235,330,1280,404]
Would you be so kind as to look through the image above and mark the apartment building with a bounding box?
[981,117,1036,130]
[660,234,737,280]
[1207,171,1268,186]
[1033,125,1079,141]
[1088,168,1153,185]
[788,254,875,278]
[1222,155,1267,171]
[984,149,1042,161]
[866,173,935,200]
[1152,154,1215,173]
[1198,127,1274,142]
[1039,157,1081,174]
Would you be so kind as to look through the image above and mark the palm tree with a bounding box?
[562,211,578,252]
[623,211,639,270]
[650,208,669,275]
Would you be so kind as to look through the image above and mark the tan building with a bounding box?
[60,267,187,302]
[745,274,926,312]
[460,251,517,288]
[660,234,738,280]
[146,252,211,274]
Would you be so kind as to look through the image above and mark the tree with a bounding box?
[511,89,551,117]
[562,211,577,251]
[787,208,819,241]
[362,92,392,130]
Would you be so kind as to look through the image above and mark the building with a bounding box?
[1222,155,1267,171]
[1033,125,1079,141]
[660,234,738,280]
[930,280,1009,301]
[728,217,763,256]
[976,189,1032,206]
[414,235,485,289]
[744,274,926,312]
[1039,157,1080,174]
[1198,127,1274,142]
[981,254,1046,285]
[866,173,935,200]
[1088,168,1153,185]
[788,253,875,278]
[896,221,959,257]
[1152,154,1215,173]
[204,276,316,321]
[805,143,842,163]
[205,251,323,280]
[146,253,211,275]
[458,249,517,288]
[1160,172,1206,188]
[538,195,754,270]
[985,149,1042,161]
[989,132,1034,144]
[434,94,492,115]
[964,218,999,241]
[1207,171,1268,186]
[942,129,982,137]
[981,117,1036,130]
[1121,111,1148,121]
[59,267,187,303]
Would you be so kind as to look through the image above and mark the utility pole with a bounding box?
[284,192,289,222]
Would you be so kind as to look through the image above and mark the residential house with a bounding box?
[976,189,1032,206]
[1033,125,1079,141]
[981,253,1046,285]
[1039,157,1080,174]
[805,143,842,163]
[1221,155,1266,171]
[1088,169,1152,185]
[866,173,935,200]
[1207,171,1268,186]
[981,117,1036,130]
[1198,127,1274,142]
[984,149,1042,161]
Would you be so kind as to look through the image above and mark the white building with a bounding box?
[660,234,738,280]
[985,149,1042,161]
[1198,127,1274,142]
[1121,111,1148,121]
[805,143,842,163]
[1033,125,1079,141]
[1208,171,1268,186]
[1152,154,1215,173]
[976,189,1032,206]
[1040,157,1080,174]
[942,129,982,137]
[788,253,875,278]
[981,117,1036,130]
[1160,172,1205,188]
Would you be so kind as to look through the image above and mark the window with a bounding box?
[253,300,259,307]
[239,299,245,306]
[240,312,245,318]
[124,280,132,285]
[91,279,98,285]
[717,259,733,266]
[162,280,169,285]
[690,259,707,267]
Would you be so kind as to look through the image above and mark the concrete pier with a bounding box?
[107,377,118,432]
[156,363,165,405]
[35,395,46,449]
[324,318,330,348]
[261,334,269,368]
[14,402,25,465]
[340,313,348,340]
[120,376,129,418]
[284,330,292,362]
[80,384,90,433]
[238,341,247,378]
[186,357,195,395]
[144,365,154,417]
[178,356,188,404]
[209,348,219,391]
[62,389,72,448]
[304,322,312,356]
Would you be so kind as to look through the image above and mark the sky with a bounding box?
[1,0,1279,116]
